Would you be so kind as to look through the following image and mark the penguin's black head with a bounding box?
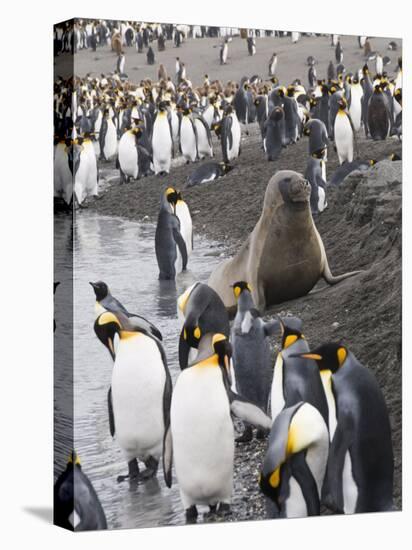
[232,281,252,299]
[183,324,202,348]
[291,342,348,373]
[338,97,347,109]
[279,317,304,349]
[221,162,233,174]
[286,86,295,97]
[165,187,180,207]
[271,77,278,85]
[94,311,122,360]
[54,281,60,294]
[158,101,168,112]
[369,159,377,165]
[374,84,382,93]
[90,281,109,301]
[390,154,401,161]
[67,450,81,469]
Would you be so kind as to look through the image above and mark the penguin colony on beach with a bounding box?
[54,23,400,530]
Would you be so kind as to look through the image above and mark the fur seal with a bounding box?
[208,170,362,312]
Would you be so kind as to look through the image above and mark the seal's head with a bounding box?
[264,170,311,212]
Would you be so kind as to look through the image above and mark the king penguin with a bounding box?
[293,342,394,513]
[54,451,107,530]
[259,402,329,518]
[231,282,280,441]
[270,317,329,428]
[179,106,198,163]
[165,187,193,271]
[334,97,355,164]
[368,85,391,140]
[263,106,286,161]
[163,333,272,523]
[94,311,172,482]
[152,101,173,175]
[155,188,188,280]
[99,109,118,161]
[177,282,230,369]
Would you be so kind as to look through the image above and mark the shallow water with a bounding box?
[55,210,225,529]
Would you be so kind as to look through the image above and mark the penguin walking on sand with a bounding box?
[263,106,286,161]
[367,85,391,140]
[165,187,193,272]
[308,65,317,88]
[89,280,162,340]
[270,317,329,427]
[247,37,256,56]
[259,402,329,518]
[147,46,155,65]
[116,53,126,77]
[177,282,230,369]
[163,333,272,523]
[179,107,198,163]
[334,97,355,164]
[94,311,172,483]
[268,53,277,76]
[158,63,167,81]
[152,101,173,175]
[155,188,188,280]
[54,451,107,531]
[293,342,394,514]
[335,40,343,63]
[220,38,229,65]
[231,282,280,442]
[376,53,383,75]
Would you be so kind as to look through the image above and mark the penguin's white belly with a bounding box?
[349,90,363,131]
[54,144,73,204]
[112,336,166,461]
[118,133,138,178]
[270,353,285,421]
[195,120,212,158]
[74,148,97,205]
[285,477,307,517]
[152,118,172,173]
[318,186,327,212]
[171,368,234,506]
[175,201,193,261]
[334,115,353,164]
[103,123,118,160]
[228,115,241,160]
[222,46,228,63]
[342,451,358,514]
[203,106,214,128]
[181,120,197,162]
[171,111,179,143]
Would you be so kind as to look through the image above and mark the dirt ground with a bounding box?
[66,30,402,519]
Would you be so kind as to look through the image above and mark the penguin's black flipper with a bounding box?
[163,424,173,488]
[178,330,191,369]
[172,227,188,270]
[228,389,272,431]
[290,452,321,516]
[322,419,353,513]
[108,387,115,437]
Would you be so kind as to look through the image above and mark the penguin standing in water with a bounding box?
[163,333,272,523]
[147,46,155,65]
[74,136,98,206]
[177,282,230,369]
[263,106,286,161]
[270,317,329,428]
[214,105,241,163]
[220,38,229,65]
[268,53,277,76]
[179,106,198,163]
[334,97,355,164]
[152,101,173,175]
[54,451,107,531]
[89,280,162,340]
[94,311,172,483]
[293,342,394,513]
[231,282,280,441]
[368,85,391,140]
[259,402,329,518]
[99,109,118,161]
[155,188,188,280]
[305,156,328,214]
[165,187,193,271]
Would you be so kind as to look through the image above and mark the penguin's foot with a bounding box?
[140,456,159,480]
[117,459,139,483]
[216,502,231,517]
[235,426,253,443]
[185,505,198,524]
